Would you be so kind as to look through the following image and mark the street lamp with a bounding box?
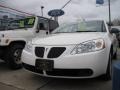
[96,0,112,27]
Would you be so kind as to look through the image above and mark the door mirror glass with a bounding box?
[38,23,46,30]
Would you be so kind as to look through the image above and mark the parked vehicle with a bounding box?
[0,16,59,69]
[22,20,118,80]
[111,26,120,47]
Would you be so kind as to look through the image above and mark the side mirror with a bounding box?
[36,23,45,33]
[39,23,45,30]
[110,28,119,34]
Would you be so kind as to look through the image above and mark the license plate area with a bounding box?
[35,59,54,71]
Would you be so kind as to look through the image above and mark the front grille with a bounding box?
[46,69,93,77]
[35,47,45,58]
[47,47,66,58]
[22,63,43,74]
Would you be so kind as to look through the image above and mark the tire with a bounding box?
[113,51,117,60]
[103,52,112,81]
[6,44,24,70]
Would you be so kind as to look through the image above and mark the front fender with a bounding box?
[0,38,27,46]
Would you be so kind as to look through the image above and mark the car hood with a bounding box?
[32,32,106,45]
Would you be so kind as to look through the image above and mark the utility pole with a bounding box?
[41,6,44,17]
[53,0,72,22]
[108,0,111,27]
[61,0,72,10]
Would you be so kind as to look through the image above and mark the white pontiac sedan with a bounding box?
[22,20,118,80]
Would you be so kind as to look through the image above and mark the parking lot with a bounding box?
[0,49,120,90]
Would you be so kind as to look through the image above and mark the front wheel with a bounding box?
[6,44,24,69]
[103,52,112,81]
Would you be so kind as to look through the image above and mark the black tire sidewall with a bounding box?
[103,52,112,81]
[6,44,24,69]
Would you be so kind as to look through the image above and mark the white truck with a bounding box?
[0,16,59,69]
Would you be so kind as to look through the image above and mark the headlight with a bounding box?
[24,41,33,52]
[71,39,105,54]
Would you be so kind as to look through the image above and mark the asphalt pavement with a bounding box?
[0,49,120,90]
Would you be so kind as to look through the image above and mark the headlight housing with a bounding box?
[24,41,33,52]
[71,39,105,55]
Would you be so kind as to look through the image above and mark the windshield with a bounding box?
[52,20,106,33]
[7,17,35,30]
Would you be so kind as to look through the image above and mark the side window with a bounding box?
[0,19,9,30]
[8,20,19,30]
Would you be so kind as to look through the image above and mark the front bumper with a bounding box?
[22,48,109,78]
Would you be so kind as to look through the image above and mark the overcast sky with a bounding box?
[0,0,120,23]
